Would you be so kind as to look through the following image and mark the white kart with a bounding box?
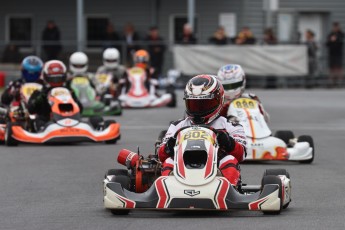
[228,97,314,163]
[118,67,176,108]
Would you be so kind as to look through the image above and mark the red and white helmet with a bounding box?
[43,60,67,87]
[217,64,246,100]
[184,75,224,124]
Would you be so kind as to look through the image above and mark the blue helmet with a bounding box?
[21,56,43,82]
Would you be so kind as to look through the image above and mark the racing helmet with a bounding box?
[21,56,43,82]
[43,60,67,87]
[133,49,150,69]
[69,52,88,74]
[103,48,120,69]
[184,75,224,124]
[217,64,246,100]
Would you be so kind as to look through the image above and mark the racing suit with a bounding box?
[28,85,83,131]
[96,65,126,96]
[158,116,247,186]
[220,93,270,122]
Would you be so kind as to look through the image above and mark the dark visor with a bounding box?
[72,64,86,68]
[223,80,244,90]
[185,98,219,116]
[105,59,118,63]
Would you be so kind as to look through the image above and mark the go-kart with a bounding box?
[118,67,176,108]
[227,97,314,163]
[0,82,43,141]
[70,74,122,116]
[5,87,120,146]
[103,126,291,215]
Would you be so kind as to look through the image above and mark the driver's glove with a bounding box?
[165,137,177,157]
[216,130,235,153]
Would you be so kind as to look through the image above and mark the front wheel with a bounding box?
[275,130,294,145]
[5,122,18,146]
[298,135,314,164]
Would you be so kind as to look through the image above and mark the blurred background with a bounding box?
[0,0,344,88]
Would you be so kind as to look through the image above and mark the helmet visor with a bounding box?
[185,97,219,116]
[105,59,118,63]
[72,64,87,69]
[223,80,244,90]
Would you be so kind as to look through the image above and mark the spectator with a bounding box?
[235,27,256,45]
[145,26,166,77]
[41,20,62,61]
[121,23,140,66]
[263,28,277,45]
[1,44,22,63]
[305,30,318,88]
[103,21,120,50]
[326,22,344,87]
[176,23,197,44]
[209,26,228,45]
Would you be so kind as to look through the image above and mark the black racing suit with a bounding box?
[28,85,83,130]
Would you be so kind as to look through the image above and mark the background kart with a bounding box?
[119,67,176,108]
[228,97,314,163]
[103,126,291,215]
[70,74,122,116]
[5,87,120,146]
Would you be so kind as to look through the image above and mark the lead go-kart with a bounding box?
[70,74,122,116]
[5,87,121,146]
[118,67,176,108]
[104,126,291,215]
[228,97,314,163]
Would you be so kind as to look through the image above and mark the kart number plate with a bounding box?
[72,77,89,86]
[51,88,71,97]
[21,83,42,98]
[232,98,258,109]
[129,68,145,75]
[95,74,111,83]
[181,130,215,144]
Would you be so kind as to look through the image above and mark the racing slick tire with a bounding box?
[105,169,129,178]
[109,174,131,215]
[89,116,104,130]
[261,175,283,215]
[5,122,18,146]
[157,129,168,143]
[275,130,294,145]
[298,135,314,164]
[166,86,177,108]
[104,120,119,144]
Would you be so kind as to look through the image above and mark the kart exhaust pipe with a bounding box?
[117,149,139,168]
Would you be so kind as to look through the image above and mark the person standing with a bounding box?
[326,22,344,87]
[41,20,62,61]
[145,26,166,77]
[176,23,197,44]
[121,23,140,66]
[209,26,228,45]
[305,30,318,88]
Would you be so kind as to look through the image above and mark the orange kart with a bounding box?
[5,87,121,146]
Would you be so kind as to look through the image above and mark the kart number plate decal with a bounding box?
[51,88,71,97]
[72,77,89,86]
[232,98,257,109]
[129,68,145,75]
[21,84,42,98]
[95,74,111,83]
[180,130,215,144]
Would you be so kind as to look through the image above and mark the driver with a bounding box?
[1,56,44,106]
[95,48,126,96]
[28,60,82,131]
[216,64,269,121]
[158,75,246,187]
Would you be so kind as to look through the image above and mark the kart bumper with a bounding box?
[10,122,120,144]
[104,176,281,212]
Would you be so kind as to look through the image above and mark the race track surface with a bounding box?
[0,89,344,230]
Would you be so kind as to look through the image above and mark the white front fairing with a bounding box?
[173,127,218,186]
[228,98,271,139]
[50,87,73,102]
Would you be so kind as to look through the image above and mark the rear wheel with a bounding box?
[263,168,290,178]
[157,130,168,143]
[104,120,119,144]
[261,175,283,215]
[89,116,104,130]
[105,169,129,178]
[109,174,131,215]
[274,130,294,145]
[5,122,18,146]
[298,135,314,164]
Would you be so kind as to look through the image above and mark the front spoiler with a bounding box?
[104,176,281,212]
[10,122,120,144]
